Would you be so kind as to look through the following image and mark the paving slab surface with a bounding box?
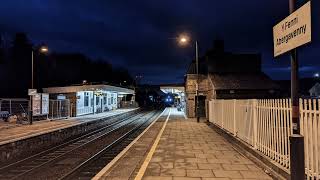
[96,108,273,180]
[0,108,137,145]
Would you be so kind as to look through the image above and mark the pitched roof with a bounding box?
[186,59,207,75]
[209,73,279,90]
[309,83,320,92]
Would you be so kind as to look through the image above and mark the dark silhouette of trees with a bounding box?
[0,32,134,98]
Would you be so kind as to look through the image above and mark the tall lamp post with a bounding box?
[178,34,200,122]
[29,45,49,125]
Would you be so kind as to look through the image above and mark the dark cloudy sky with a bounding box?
[0,0,319,84]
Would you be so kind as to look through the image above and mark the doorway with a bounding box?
[196,95,206,117]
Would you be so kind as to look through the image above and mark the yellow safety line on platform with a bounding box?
[92,109,166,180]
[134,108,171,180]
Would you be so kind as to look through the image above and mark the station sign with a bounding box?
[41,94,49,115]
[32,93,41,116]
[273,1,311,57]
[28,89,37,96]
[32,93,49,116]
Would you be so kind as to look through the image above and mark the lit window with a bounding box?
[84,96,89,106]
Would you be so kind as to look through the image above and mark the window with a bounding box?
[84,94,89,107]
[96,97,99,105]
[103,97,107,105]
[111,95,114,104]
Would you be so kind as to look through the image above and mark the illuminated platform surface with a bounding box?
[0,108,137,145]
[94,108,272,180]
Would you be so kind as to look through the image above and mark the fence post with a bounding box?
[68,100,71,118]
[253,99,258,149]
[233,99,237,136]
[221,100,224,129]
[9,100,12,114]
[51,101,54,120]
[70,102,73,118]
[212,100,215,124]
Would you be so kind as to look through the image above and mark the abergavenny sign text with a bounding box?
[273,1,311,57]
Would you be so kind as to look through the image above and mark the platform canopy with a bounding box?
[160,84,185,94]
[43,84,134,95]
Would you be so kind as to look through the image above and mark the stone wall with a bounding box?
[185,74,209,118]
[0,109,139,166]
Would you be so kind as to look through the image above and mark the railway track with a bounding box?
[60,110,161,180]
[0,110,160,180]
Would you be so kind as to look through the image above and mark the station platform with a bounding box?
[94,108,272,180]
[0,108,137,145]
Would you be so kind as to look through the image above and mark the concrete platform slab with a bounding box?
[94,108,273,180]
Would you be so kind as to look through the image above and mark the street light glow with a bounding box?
[178,34,190,46]
[40,46,49,53]
[180,37,187,43]
[314,73,319,78]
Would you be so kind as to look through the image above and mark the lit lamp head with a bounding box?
[39,45,49,54]
[178,34,190,46]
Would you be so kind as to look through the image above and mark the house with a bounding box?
[309,83,320,97]
[185,40,280,118]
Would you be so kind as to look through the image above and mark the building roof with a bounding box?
[186,59,207,75]
[43,84,134,94]
[309,83,320,92]
[209,73,279,90]
[160,83,185,93]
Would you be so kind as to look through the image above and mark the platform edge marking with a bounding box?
[134,108,171,180]
[92,108,167,180]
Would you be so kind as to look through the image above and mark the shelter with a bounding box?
[43,84,135,117]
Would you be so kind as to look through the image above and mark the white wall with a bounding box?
[76,91,94,116]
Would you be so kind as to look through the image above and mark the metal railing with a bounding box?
[0,98,29,122]
[209,98,320,179]
[300,99,320,179]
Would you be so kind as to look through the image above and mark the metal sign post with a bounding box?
[28,89,37,125]
[289,1,306,180]
[273,1,312,179]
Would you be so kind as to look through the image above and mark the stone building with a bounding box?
[185,40,279,118]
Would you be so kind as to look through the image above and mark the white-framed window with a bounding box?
[84,92,89,107]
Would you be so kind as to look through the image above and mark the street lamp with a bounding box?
[29,45,49,125]
[31,45,49,89]
[177,34,200,123]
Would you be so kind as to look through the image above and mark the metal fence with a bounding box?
[0,98,29,116]
[209,98,320,179]
[300,99,320,179]
[48,99,70,120]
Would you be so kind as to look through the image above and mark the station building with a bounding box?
[43,84,135,117]
[185,40,280,118]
